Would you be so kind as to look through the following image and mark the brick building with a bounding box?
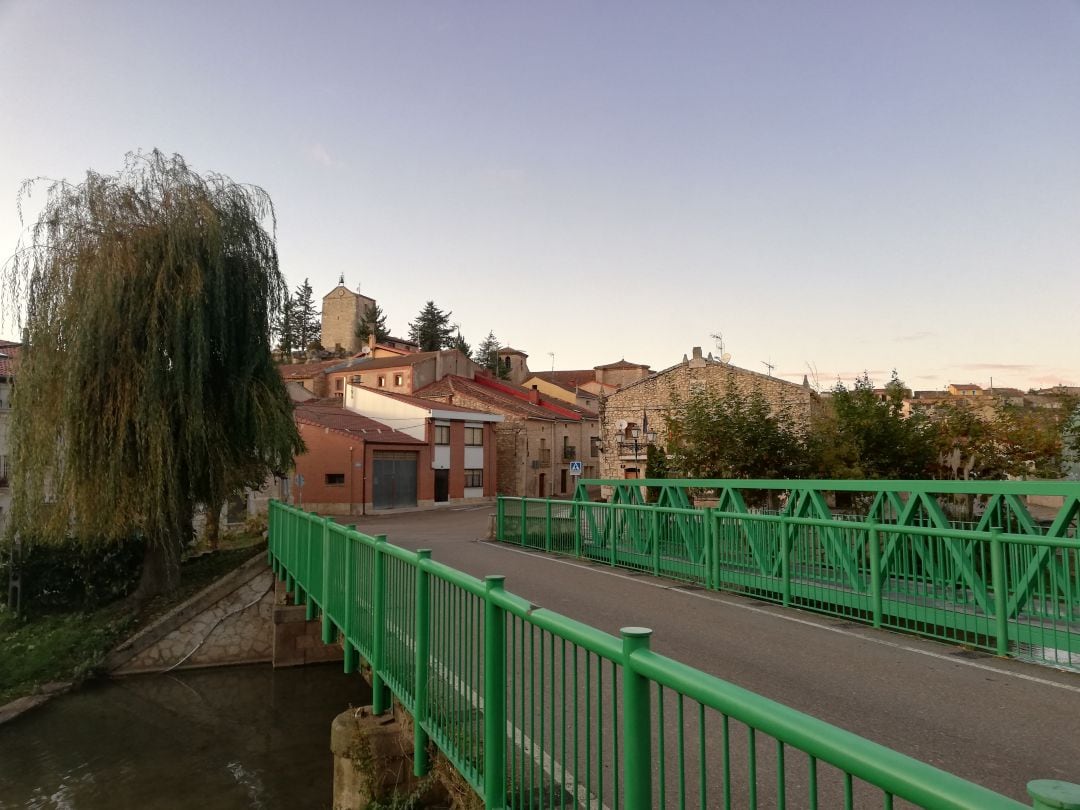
[415,374,600,498]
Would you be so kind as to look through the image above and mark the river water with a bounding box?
[0,663,372,809]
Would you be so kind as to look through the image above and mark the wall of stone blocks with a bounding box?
[599,360,818,482]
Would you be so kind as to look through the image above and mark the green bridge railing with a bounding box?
[498,479,1080,672]
[268,499,1077,810]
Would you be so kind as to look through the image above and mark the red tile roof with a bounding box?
[326,351,442,373]
[356,386,494,415]
[294,402,423,444]
[279,359,340,379]
[416,375,597,421]
[0,342,22,378]
[529,370,597,391]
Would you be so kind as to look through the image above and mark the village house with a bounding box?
[524,359,652,413]
[599,346,818,483]
[413,373,600,498]
[289,383,501,514]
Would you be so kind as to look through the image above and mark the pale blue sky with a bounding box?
[2,1,1078,390]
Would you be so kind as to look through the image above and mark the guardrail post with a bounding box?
[609,504,617,568]
[304,514,316,621]
[703,508,714,590]
[414,549,433,777]
[573,501,582,558]
[622,627,653,810]
[520,498,527,546]
[496,497,505,541]
[1027,779,1080,809]
[321,517,335,645]
[780,517,792,607]
[990,528,1009,657]
[869,524,883,628]
[545,499,553,552]
[343,526,358,674]
[372,534,390,714]
[651,509,661,576]
[484,575,507,809]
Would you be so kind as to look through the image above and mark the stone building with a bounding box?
[524,359,652,412]
[416,374,600,498]
[321,277,376,355]
[599,346,817,482]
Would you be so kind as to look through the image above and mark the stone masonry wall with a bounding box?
[600,356,818,482]
[112,557,275,674]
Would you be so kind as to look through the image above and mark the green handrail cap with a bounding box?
[1028,780,1080,809]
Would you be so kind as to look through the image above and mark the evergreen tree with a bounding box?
[408,300,454,351]
[474,331,509,379]
[354,301,390,344]
[273,290,296,358]
[450,326,471,357]
[1,150,303,598]
[293,278,321,349]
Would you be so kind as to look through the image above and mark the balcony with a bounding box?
[562,446,576,461]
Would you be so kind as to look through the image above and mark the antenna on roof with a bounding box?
[548,352,555,373]
[338,274,345,285]
[762,360,775,377]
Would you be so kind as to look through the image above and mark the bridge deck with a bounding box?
[334,505,1080,805]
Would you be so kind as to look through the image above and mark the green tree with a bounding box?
[293,277,320,349]
[450,326,471,357]
[2,150,304,598]
[809,371,938,479]
[354,301,390,344]
[664,383,809,481]
[408,300,454,351]
[645,443,669,503]
[474,331,509,379]
[273,289,296,357]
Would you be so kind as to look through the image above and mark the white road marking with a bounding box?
[486,543,1080,695]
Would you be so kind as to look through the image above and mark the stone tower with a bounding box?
[497,347,530,386]
[321,276,375,355]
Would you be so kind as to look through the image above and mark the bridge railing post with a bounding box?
[573,501,582,558]
[304,513,316,621]
[990,527,1009,657]
[321,517,335,645]
[343,526,358,674]
[483,575,507,810]
[544,499,552,553]
[496,496,505,541]
[1028,779,1080,809]
[651,508,661,576]
[622,627,653,810]
[520,498,527,547]
[414,549,433,777]
[780,516,792,608]
[869,523,883,628]
[372,534,390,714]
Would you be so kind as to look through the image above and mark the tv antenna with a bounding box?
[710,332,725,355]
[548,351,555,373]
[761,359,775,377]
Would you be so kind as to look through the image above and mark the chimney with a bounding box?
[689,346,706,369]
[530,387,541,405]
[368,331,376,352]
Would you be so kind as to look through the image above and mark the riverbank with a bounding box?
[0,536,265,713]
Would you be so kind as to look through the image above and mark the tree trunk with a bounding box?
[205,503,222,551]
[134,539,182,602]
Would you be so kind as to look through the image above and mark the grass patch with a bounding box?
[0,531,267,705]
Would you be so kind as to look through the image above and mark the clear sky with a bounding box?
[2,1,1077,391]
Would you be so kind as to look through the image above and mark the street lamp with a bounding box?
[626,424,657,458]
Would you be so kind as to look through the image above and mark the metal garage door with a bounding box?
[372,451,417,509]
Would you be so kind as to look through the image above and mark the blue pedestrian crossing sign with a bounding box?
[569,461,583,476]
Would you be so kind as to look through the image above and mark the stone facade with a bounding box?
[599,347,818,482]
[322,282,376,355]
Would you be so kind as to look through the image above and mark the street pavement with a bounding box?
[330,505,1080,804]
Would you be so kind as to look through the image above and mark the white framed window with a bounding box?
[434,424,450,445]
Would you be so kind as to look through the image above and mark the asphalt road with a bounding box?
[332,505,1080,804]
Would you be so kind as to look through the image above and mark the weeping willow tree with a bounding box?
[2,150,303,598]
